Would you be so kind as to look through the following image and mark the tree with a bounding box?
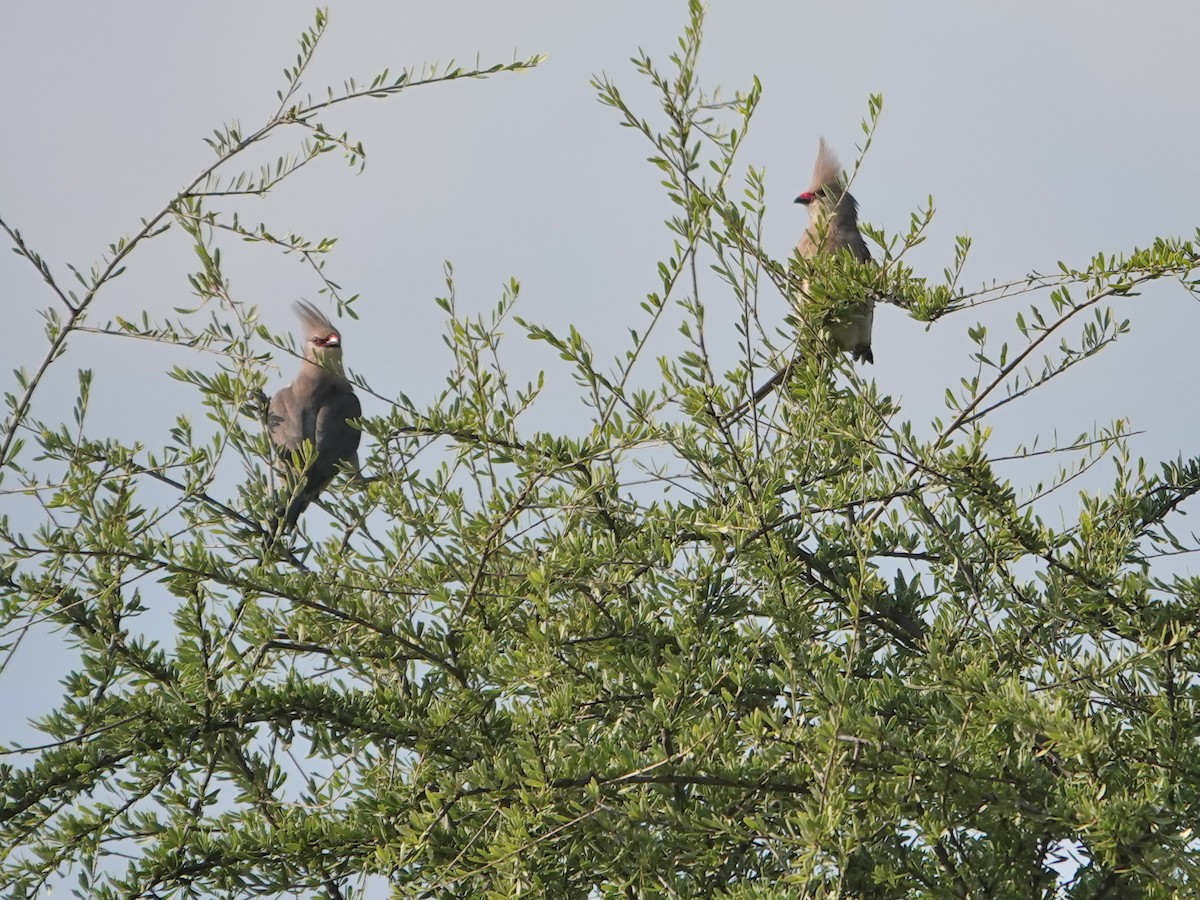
[4,5,1200,897]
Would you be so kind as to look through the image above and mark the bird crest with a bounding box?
[807,137,845,195]
[294,300,337,340]
[293,300,346,374]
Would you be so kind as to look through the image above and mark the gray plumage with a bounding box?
[794,137,873,363]
[268,301,361,529]
[726,139,875,423]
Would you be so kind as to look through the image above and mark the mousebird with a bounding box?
[268,301,361,529]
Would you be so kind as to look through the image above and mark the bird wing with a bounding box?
[314,386,362,477]
[837,224,872,264]
[268,385,305,453]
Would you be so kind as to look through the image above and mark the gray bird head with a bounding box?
[794,137,858,222]
[294,300,346,375]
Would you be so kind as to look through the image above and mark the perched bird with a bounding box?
[730,139,875,421]
[794,137,874,363]
[268,301,361,529]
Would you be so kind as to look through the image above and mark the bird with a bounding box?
[730,138,875,422]
[268,300,362,530]
[794,137,874,363]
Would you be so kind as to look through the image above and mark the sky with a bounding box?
[2,0,1199,892]
[4,3,1199,447]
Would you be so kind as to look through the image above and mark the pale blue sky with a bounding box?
[5,0,1200,729]
[2,3,1199,891]
[5,3,1198,448]
[5,0,1200,744]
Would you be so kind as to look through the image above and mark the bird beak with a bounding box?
[794,194,812,205]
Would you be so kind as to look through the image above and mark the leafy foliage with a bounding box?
[4,4,1200,898]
